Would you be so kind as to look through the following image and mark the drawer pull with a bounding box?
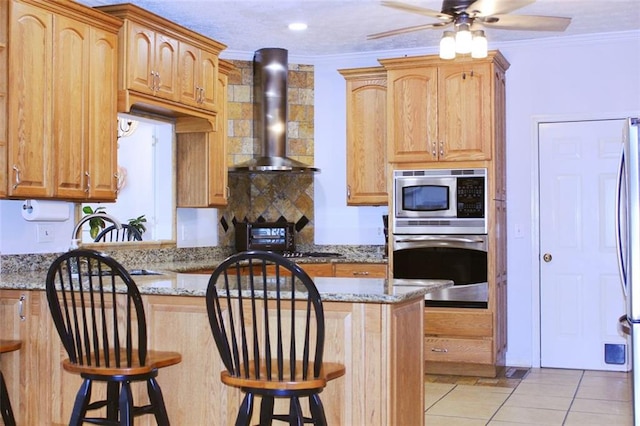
[352,271,369,276]
[430,347,448,353]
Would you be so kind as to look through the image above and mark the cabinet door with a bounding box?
[345,73,387,205]
[154,32,178,100]
[438,63,492,161]
[208,69,228,205]
[387,67,437,163]
[178,41,200,107]
[198,49,219,111]
[0,291,27,425]
[125,21,155,95]
[86,27,118,200]
[52,15,89,199]
[7,2,53,198]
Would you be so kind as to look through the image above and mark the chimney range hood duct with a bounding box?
[228,48,319,173]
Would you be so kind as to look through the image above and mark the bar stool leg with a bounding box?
[0,370,17,426]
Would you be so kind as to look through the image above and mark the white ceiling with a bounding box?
[77,0,640,57]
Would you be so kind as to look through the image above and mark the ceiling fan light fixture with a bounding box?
[471,30,488,58]
[454,23,472,54]
[439,31,456,60]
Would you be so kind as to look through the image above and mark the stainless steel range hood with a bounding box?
[229,48,319,173]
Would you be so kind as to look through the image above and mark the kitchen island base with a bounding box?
[1,289,426,425]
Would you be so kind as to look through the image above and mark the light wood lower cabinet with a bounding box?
[424,307,499,376]
[0,290,424,425]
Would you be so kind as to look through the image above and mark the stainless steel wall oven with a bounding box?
[392,234,488,308]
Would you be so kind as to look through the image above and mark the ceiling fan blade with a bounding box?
[367,21,452,40]
[380,1,451,20]
[480,14,571,31]
[465,0,535,17]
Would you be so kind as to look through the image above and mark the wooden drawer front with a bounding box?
[424,337,492,364]
[299,263,334,278]
[424,310,492,338]
[334,263,387,278]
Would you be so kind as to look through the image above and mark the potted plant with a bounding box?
[128,215,147,236]
[82,206,107,240]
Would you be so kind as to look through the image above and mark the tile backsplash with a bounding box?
[218,58,316,248]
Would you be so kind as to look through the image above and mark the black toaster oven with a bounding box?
[235,222,295,253]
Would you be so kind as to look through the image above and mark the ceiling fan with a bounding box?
[367,0,572,40]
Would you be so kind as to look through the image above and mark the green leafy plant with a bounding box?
[128,215,147,236]
[82,206,107,240]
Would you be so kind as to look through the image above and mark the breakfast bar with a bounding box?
[0,267,451,425]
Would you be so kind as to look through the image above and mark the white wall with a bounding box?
[2,31,639,368]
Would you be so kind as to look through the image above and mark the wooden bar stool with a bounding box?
[46,249,181,426]
[0,339,22,426]
[206,251,345,425]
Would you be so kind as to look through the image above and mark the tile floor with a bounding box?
[425,367,633,425]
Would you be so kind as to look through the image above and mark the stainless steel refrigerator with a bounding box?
[616,116,640,424]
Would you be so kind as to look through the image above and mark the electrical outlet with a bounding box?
[37,224,55,243]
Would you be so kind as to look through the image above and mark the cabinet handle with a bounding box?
[18,294,26,321]
[85,171,91,193]
[352,271,369,276]
[430,347,448,353]
[431,142,437,158]
[12,165,21,189]
[439,141,444,157]
[347,185,351,199]
[155,72,161,91]
[149,71,155,91]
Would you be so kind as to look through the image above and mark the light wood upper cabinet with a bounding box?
[5,0,121,201]
[176,60,232,208]
[179,41,219,111]
[339,67,388,206]
[437,62,492,161]
[381,52,508,164]
[7,1,52,198]
[125,21,179,101]
[97,3,226,119]
[385,66,437,164]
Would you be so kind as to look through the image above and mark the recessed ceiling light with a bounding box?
[288,22,308,31]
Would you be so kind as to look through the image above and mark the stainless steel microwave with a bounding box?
[392,168,488,235]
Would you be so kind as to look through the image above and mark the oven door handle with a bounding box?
[394,236,486,244]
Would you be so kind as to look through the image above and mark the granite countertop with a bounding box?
[0,266,450,304]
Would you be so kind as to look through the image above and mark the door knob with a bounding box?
[543,253,552,262]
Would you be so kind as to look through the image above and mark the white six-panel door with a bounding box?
[539,119,629,371]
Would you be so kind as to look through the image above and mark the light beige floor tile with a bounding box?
[455,384,514,394]
[570,397,633,416]
[491,406,566,425]
[582,369,631,379]
[427,397,503,420]
[575,382,631,401]
[443,387,511,406]
[522,372,581,387]
[501,393,572,411]
[511,382,577,398]
[578,374,632,389]
[563,410,634,425]
[424,414,488,425]
[425,382,455,408]
[532,368,584,377]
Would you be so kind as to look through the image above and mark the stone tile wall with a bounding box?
[219,58,316,249]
